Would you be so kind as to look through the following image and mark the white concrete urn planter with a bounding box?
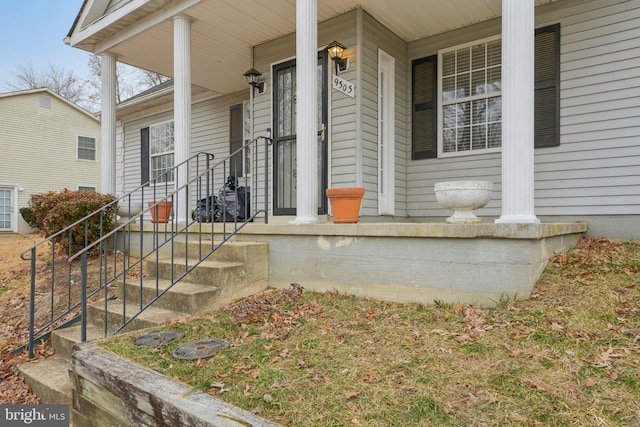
[116,202,142,222]
[434,181,493,224]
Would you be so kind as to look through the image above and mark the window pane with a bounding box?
[486,66,501,94]
[487,40,501,66]
[439,37,502,155]
[457,48,470,73]
[472,99,487,124]
[457,127,470,151]
[472,71,486,95]
[488,122,502,148]
[458,101,471,127]
[456,73,470,99]
[472,44,485,70]
[487,96,502,123]
[443,128,456,153]
[443,105,457,130]
[442,76,455,101]
[472,125,487,150]
[442,52,455,76]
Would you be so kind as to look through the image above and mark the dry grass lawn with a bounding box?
[100,238,640,426]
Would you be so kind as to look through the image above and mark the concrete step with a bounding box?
[87,300,188,335]
[173,240,268,264]
[143,257,246,286]
[51,324,105,360]
[18,356,72,405]
[118,278,221,315]
[19,238,269,408]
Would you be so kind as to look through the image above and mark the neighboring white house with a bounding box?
[66,0,640,239]
[0,88,101,233]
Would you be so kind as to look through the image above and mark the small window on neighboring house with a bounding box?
[78,186,96,192]
[411,24,560,159]
[230,104,243,177]
[78,136,96,160]
[140,121,174,184]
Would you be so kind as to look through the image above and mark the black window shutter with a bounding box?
[412,55,438,160]
[141,127,150,185]
[534,24,560,148]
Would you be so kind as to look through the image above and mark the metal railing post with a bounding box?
[264,136,270,224]
[28,248,36,359]
[80,252,88,342]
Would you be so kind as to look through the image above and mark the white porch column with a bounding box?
[291,0,318,224]
[100,53,117,195]
[173,14,192,224]
[496,0,539,224]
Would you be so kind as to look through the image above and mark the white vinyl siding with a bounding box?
[406,0,640,219]
[362,11,407,217]
[120,92,250,205]
[0,90,100,232]
[538,0,640,216]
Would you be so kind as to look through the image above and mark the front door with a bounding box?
[272,52,328,215]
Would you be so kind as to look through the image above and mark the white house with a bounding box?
[61,0,640,304]
[66,0,639,239]
[0,88,101,233]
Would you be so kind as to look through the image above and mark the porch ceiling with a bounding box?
[68,0,561,96]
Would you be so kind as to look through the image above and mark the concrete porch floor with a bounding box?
[123,220,587,306]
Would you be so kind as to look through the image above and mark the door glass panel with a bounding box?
[273,54,327,215]
[0,189,12,230]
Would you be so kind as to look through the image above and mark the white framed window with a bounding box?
[438,35,502,157]
[150,121,174,183]
[77,136,96,160]
[78,185,96,192]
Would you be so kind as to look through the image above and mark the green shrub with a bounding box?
[19,207,38,229]
[27,189,116,257]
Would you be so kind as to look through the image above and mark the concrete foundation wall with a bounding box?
[120,222,586,307]
[240,223,585,306]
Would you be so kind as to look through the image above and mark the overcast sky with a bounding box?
[0,0,90,91]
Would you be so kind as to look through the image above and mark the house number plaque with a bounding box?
[332,76,355,98]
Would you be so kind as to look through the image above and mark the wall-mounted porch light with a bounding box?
[243,68,266,94]
[326,40,349,74]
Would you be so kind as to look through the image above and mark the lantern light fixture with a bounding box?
[243,68,266,94]
[326,40,349,74]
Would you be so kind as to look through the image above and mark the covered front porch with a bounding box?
[68,0,550,226]
[127,220,586,306]
[67,0,588,305]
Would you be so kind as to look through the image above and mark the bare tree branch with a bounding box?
[7,57,171,113]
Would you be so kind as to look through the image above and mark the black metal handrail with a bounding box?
[67,135,271,343]
[18,135,271,357]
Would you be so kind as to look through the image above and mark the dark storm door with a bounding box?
[272,52,328,215]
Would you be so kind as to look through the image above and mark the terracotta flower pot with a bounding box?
[326,187,365,223]
[148,201,173,223]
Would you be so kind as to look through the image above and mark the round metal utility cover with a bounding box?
[172,338,229,360]
[133,331,184,348]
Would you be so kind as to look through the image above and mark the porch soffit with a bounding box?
[68,0,561,96]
